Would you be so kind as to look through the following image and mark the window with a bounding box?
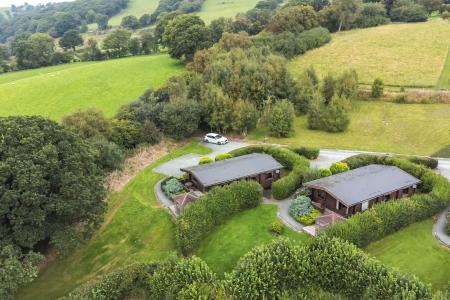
[336,201,341,210]
[318,191,326,199]
[362,201,369,211]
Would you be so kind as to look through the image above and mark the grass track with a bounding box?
[196,204,309,276]
[437,46,450,89]
[249,101,450,156]
[17,140,212,300]
[289,19,450,88]
[109,0,159,26]
[365,219,450,291]
[196,0,260,23]
[0,54,183,121]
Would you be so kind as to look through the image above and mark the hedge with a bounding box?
[225,237,431,300]
[325,154,450,248]
[199,157,213,165]
[215,153,233,161]
[289,146,320,160]
[398,155,438,169]
[176,180,263,255]
[230,146,310,200]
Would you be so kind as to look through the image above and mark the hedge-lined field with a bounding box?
[366,219,450,291]
[196,0,260,23]
[17,141,211,300]
[0,54,183,121]
[109,0,159,26]
[196,205,308,276]
[249,101,450,156]
[289,19,450,88]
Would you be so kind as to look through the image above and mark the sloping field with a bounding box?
[437,47,450,89]
[196,0,260,23]
[0,54,183,120]
[289,19,450,88]
[109,0,159,26]
[249,101,450,156]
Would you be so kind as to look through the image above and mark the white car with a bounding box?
[203,133,228,145]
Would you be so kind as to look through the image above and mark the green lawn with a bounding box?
[18,140,211,300]
[289,19,450,88]
[196,0,260,23]
[196,204,309,276]
[0,54,183,121]
[437,46,450,89]
[249,101,450,156]
[109,0,159,26]
[365,219,450,291]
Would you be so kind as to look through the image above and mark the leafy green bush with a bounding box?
[199,157,213,165]
[230,146,310,200]
[215,153,233,161]
[330,162,349,174]
[326,155,450,248]
[301,168,322,182]
[290,146,320,159]
[391,2,428,22]
[319,168,332,177]
[295,208,320,225]
[289,196,313,217]
[399,155,438,169]
[162,178,185,199]
[267,100,295,137]
[177,180,263,255]
[371,78,384,98]
[271,220,285,235]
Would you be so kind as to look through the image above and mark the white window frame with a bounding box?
[362,200,369,211]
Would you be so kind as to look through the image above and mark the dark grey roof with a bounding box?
[181,153,283,188]
[303,164,421,206]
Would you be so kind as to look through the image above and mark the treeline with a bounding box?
[64,237,439,299]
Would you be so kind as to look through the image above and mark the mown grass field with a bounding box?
[18,141,212,300]
[0,54,183,121]
[365,219,450,291]
[289,19,450,88]
[196,0,260,23]
[437,47,450,89]
[109,0,159,26]
[249,101,450,156]
[196,204,309,276]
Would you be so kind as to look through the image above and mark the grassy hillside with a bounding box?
[366,219,450,291]
[437,47,450,89]
[109,0,159,26]
[289,19,450,88]
[249,101,450,156]
[196,0,260,23]
[0,54,183,120]
[18,141,211,300]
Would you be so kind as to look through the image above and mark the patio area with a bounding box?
[303,209,345,237]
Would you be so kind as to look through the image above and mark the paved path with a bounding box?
[264,198,304,232]
[433,206,450,247]
[153,141,247,177]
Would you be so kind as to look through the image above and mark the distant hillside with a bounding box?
[109,0,159,26]
[0,54,183,120]
[289,19,450,89]
[196,0,260,23]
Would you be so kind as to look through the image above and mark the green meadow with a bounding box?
[0,54,183,121]
[109,0,159,26]
[196,0,260,23]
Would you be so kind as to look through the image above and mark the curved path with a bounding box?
[433,206,450,247]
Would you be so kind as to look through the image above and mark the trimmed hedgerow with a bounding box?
[325,154,450,248]
[199,157,213,165]
[225,237,431,300]
[398,155,439,170]
[289,146,320,160]
[230,146,310,200]
[329,162,349,174]
[215,153,233,161]
[176,180,263,255]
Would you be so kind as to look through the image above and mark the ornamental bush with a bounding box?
[330,162,349,174]
[199,157,213,165]
[289,196,313,217]
[215,153,233,161]
[270,220,285,235]
[177,180,263,255]
[295,208,321,225]
[290,146,320,159]
[162,178,185,199]
[326,155,450,248]
[320,168,332,177]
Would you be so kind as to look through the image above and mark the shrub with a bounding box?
[442,11,450,20]
[215,153,233,161]
[400,155,438,169]
[290,146,320,159]
[371,78,384,98]
[162,178,185,199]
[267,5,319,34]
[302,168,323,182]
[320,168,332,177]
[267,100,295,138]
[199,157,213,165]
[295,208,321,225]
[230,146,310,200]
[177,180,263,255]
[295,186,312,197]
[391,3,428,22]
[330,162,349,174]
[271,221,285,235]
[92,140,125,171]
[110,119,142,149]
[289,196,313,217]
[354,3,389,28]
[326,155,450,248]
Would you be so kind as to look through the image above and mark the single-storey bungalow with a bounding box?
[303,164,421,217]
[181,153,283,192]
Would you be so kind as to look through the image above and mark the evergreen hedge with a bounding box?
[289,146,320,160]
[325,154,450,248]
[176,180,263,255]
[230,146,310,200]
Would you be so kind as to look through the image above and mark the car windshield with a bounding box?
[214,134,223,138]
